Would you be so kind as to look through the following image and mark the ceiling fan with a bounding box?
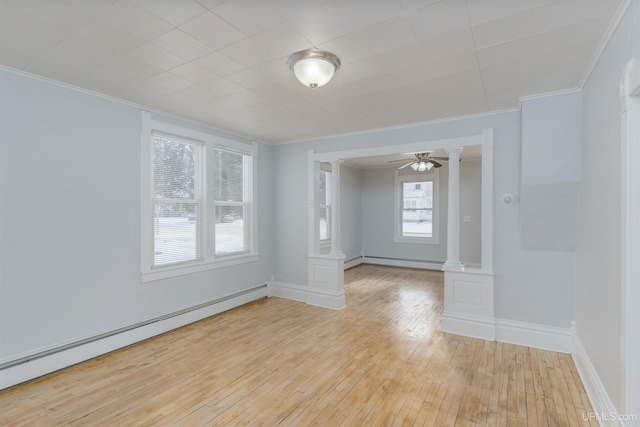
[388,152,450,171]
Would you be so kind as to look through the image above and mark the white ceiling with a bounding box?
[0,0,624,144]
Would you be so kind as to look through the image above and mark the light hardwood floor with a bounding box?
[1,265,595,426]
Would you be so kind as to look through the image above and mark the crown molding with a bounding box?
[518,87,582,103]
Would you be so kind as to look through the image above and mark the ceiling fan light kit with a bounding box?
[390,152,449,171]
[288,49,341,90]
[411,161,433,171]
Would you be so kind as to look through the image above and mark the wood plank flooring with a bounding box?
[0,265,596,426]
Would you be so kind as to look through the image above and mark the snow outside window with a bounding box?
[141,112,258,282]
[394,170,440,245]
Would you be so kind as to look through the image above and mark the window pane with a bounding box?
[152,133,200,266]
[402,181,433,237]
[154,136,195,200]
[154,202,199,265]
[319,171,328,204]
[320,207,330,240]
[215,205,245,255]
[213,149,244,202]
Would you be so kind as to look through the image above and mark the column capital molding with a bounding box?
[445,147,464,155]
[482,128,494,145]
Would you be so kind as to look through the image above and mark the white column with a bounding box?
[443,147,463,269]
[306,157,345,310]
[330,160,344,257]
[620,59,640,417]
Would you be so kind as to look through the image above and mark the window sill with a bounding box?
[394,237,440,245]
[141,253,259,283]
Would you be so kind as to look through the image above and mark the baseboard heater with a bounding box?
[0,284,268,388]
[363,256,444,271]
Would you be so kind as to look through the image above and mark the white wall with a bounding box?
[0,70,274,363]
[340,164,362,262]
[359,161,480,266]
[577,0,640,412]
[521,92,582,252]
[273,109,575,328]
[0,66,583,370]
[360,166,447,263]
[459,159,482,266]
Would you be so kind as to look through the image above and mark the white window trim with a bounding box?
[141,111,258,283]
[394,168,440,245]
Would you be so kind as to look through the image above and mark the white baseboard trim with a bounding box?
[269,281,345,310]
[269,281,307,303]
[0,286,268,391]
[442,312,496,341]
[496,319,572,354]
[363,256,444,271]
[572,330,623,426]
[344,256,363,270]
[442,313,572,354]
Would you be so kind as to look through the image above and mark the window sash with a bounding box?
[151,133,203,267]
[401,180,433,238]
[394,171,439,244]
[212,147,250,257]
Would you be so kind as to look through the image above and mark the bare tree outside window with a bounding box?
[153,134,200,266]
[213,149,248,255]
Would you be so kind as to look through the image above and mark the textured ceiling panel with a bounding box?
[0,0,626,144]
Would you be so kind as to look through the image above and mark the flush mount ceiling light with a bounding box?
[288,49,341,90]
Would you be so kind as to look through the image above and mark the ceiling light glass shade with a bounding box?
[410,163,419,171]
[417,161,428,171]
[426,162,434,171]
[289,49,341,90]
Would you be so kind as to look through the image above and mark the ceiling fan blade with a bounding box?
[387,158,413,163]
[429,160,443,168]
[398,161,414,169]
[429,156,449,161]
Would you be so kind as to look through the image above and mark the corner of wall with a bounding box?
[572,326,624,426]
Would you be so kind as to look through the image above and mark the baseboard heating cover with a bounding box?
[363,256,444,271]
[0,284,268,390]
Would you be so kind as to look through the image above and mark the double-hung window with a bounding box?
[394,169,439,244]
[141,112,257,282]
